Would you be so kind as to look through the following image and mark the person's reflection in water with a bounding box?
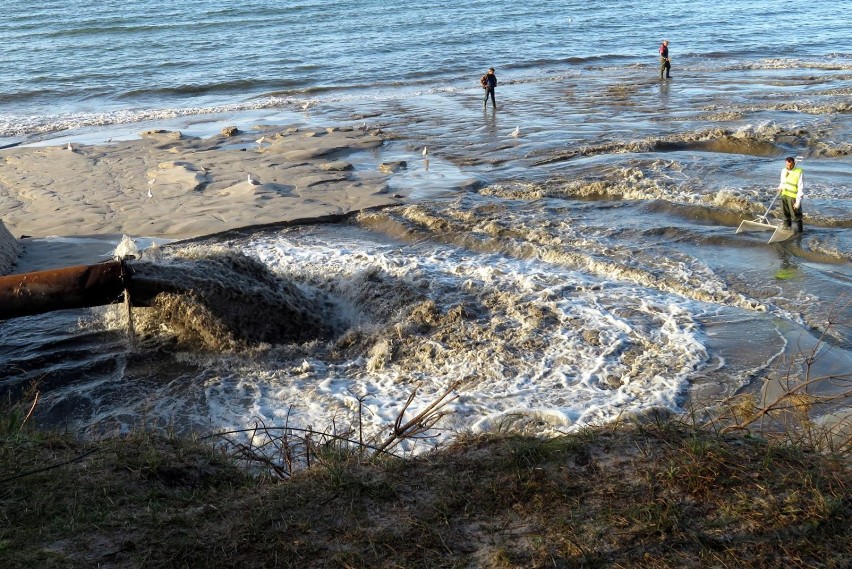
[659,79,670,108]
[775,247,799,280]
[483,105,498,142]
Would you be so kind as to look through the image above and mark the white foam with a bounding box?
[113,235,140,260]
[175,230,712,454]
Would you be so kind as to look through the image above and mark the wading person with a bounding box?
[481,68,497,109]
[778,156,804,233]
[659,40,672,79]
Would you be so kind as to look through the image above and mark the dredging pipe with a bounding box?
[0,260,137,320]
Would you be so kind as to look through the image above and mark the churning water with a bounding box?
[0,0,850,451]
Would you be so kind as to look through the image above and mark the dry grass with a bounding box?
[1,403,849,568]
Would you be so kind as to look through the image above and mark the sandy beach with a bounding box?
[0,124,404,273]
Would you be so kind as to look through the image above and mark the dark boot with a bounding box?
[796,221,804,233]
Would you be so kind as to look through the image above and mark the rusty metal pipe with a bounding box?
[0,261,129,320]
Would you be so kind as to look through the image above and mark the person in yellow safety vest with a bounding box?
[778,156,804,233]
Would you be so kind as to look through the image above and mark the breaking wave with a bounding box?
[531,124,852,166]
[357,201,766,312]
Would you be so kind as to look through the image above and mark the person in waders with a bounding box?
[659,40,672,79]
[778,156,804,233]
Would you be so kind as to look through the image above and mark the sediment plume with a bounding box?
[128,247,347,351]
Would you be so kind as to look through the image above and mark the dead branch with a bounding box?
[720,375,851,434]
[20,390,40,429]
[372,380,462,456]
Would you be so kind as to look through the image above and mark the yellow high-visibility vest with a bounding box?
[781,167,802,198]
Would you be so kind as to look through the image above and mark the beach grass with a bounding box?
[1,399,849,568]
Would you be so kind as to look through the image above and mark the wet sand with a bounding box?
[0,221,17,274]
[0,124,405,273]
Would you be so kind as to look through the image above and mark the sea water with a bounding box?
[0,0,850,452]
[1,0,850,144]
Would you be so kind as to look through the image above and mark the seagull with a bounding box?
[422,146,428,156]
[248,174,261,185]
[66,142,73,151]
[256,136,266,145]
[146,187,153,199]
[510,126,521,138]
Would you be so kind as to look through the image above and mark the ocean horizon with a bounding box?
[1,0,850,145]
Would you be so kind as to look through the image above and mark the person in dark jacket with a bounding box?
[481,68,497,109]
[659,40,672,79]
